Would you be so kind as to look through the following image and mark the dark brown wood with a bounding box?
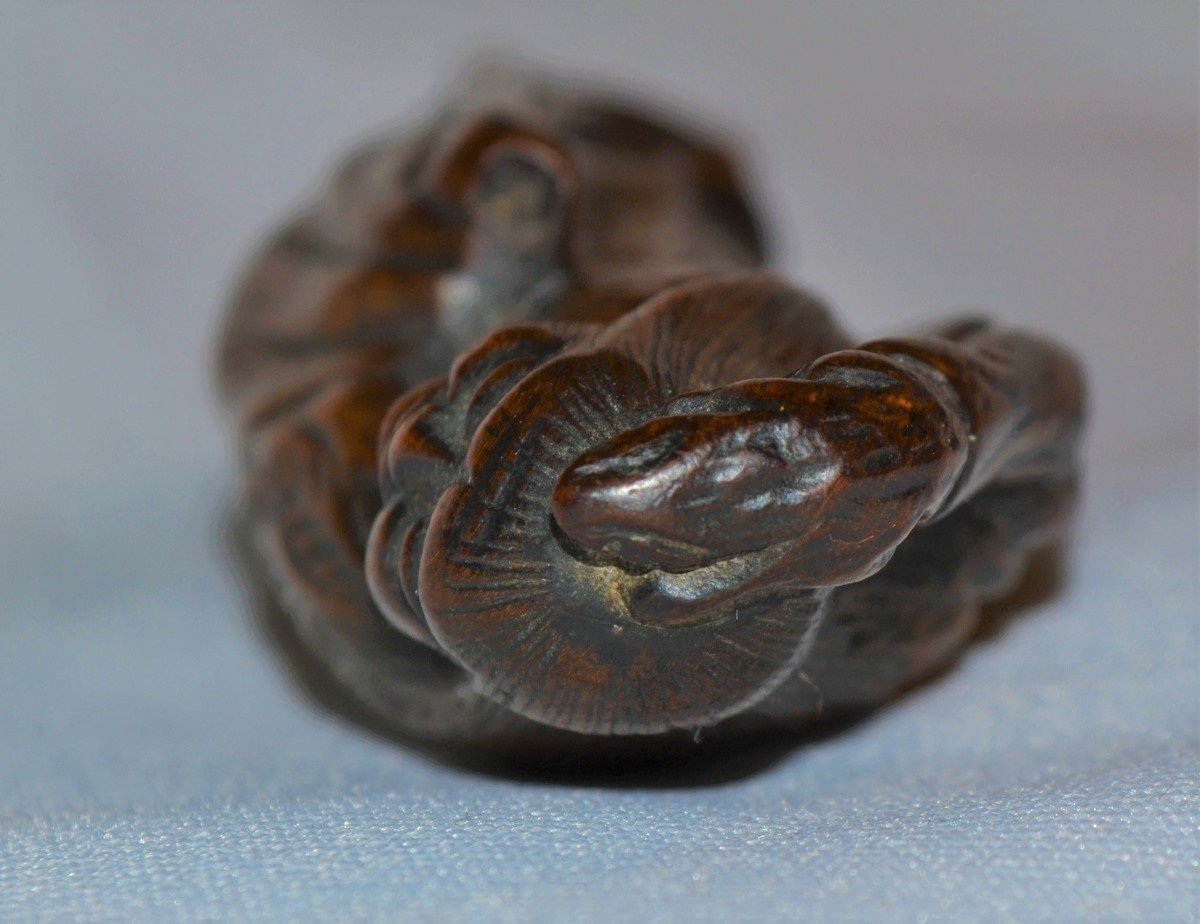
[218,66,1085,756]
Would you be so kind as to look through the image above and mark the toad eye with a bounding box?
[475,150,563,226]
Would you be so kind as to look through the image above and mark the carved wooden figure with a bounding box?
[218,66,1084,762]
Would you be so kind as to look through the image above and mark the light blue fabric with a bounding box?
[1,460,1196,921]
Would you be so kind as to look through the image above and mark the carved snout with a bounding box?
[551,411,840,572]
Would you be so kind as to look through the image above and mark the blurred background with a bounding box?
[0,2,1195,920]
[2,1,1195,523]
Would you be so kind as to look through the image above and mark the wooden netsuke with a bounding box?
[217,65,1085,763]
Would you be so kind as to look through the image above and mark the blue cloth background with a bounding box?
[1,3,1196,920]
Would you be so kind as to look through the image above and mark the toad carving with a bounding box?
[218,65,1084,759]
